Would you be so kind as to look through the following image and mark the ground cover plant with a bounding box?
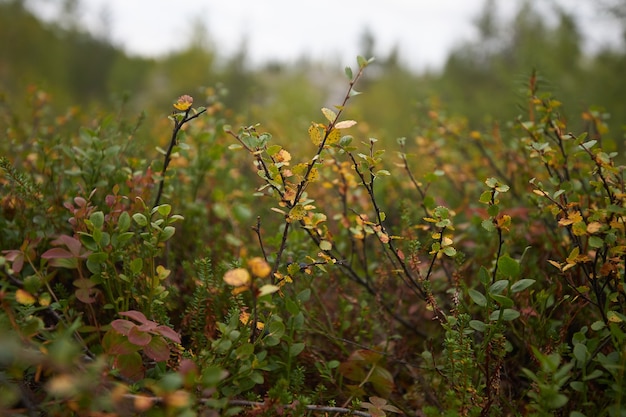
[1,57,625,417]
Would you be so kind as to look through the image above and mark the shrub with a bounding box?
[0,60,624,416]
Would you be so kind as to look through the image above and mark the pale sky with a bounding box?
[31,0,623,71]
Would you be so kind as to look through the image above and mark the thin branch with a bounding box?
[153,107,207,208]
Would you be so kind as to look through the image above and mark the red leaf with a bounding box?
[75,287,99,304]
[111,319,135,336]
[137,322,157,332]
[42,247,74,259]
[119,310,149,324]
[103,330,140,355]
[55,235,84,256]
[74,278,96,289]
[155,325,181,344]
[143,336,170,362]
[128,326,152,346]
[3,250,24,273]
[114,352,144,380]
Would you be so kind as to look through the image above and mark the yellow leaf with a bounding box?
[16,289,36,305]
[248,257,271,278]
[335,120,357,129]
[288,205,307,221]
[559,211,583,226]
[173,95,193,111]
[326,128,342,145]
[240,311,265,330]
[166,390,190,408]
[586,222,602,234]
[258,284,279,296]
[547,260,563,271]
[156,265,171,280]
[562,263,577,272]
[566,247,580,264]
[308,168,319,182]
[308,124,323,146]
[46,374,77,396]
[232,286,249,295]
[470,130,481,140]
[39,293,51,307]
[276,149,291,163]
[134,395,155,412]
[572,221,587,236]
[319,240,332,251]
[321,107,337,122]
[607,311,623,323]
[223,268,251,287]
[283,186,296,204]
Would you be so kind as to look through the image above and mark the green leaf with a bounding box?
[345,66,353,80]
[87,251,108,264]
[487,204,500,217]
[469,320,487,332]
[443,246,457,257]
[591,320,605,331]
[132,213,148,227]
[511,279,535,293]
[202,365,228,386]
[481,219,496,232]
[118,211,131,233]
[498,255,520,278]
[490,308,520,321]
[160,226,176,242]
[573,343,588,364]
[289,342,305,357]
[236,343,254,360]
[114,352,144,380]
[266,144,281,156]
[156,204,172,217]
[319,240,332,251]
[489,279,509,295]
[285,299,300,315]
[579,139,597,150]
[490,293,514,308]
[468,289,487,307]
[478,266,490,286]
[130,258,143,274]
[588,236,604,248]
[485,177,499,188]
[265,320,285,346]
[297,289,311,302]
[90,211,104,229]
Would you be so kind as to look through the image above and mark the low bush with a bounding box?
[1,59,624,416]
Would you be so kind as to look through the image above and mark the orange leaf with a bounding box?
[223,268,251,287]
[15,289,36,305]
[248,257,271,278]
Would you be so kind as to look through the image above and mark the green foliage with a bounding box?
[1,9,626,413]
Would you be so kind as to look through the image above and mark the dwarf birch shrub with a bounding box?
[0,61,624,416]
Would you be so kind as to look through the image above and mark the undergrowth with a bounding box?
[1,60,625,416]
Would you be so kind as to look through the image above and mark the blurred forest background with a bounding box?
[1,0,625,154]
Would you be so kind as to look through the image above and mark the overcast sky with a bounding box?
[32,0,623,71]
